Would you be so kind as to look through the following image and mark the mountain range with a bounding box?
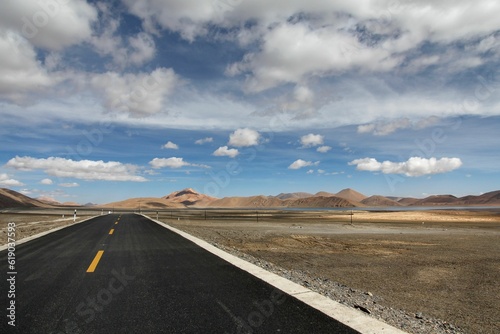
[2,187,500,209]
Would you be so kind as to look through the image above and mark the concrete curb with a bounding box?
[142,214,408,334]
[0,215,100,251]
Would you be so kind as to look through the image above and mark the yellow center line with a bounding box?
[115,221,118,225]
[109,229,114,235]
[86,250,104,273]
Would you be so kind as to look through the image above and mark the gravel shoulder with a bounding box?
[163,209,500,334]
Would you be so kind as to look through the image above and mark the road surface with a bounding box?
[1,214,359,333]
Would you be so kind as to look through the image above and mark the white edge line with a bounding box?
[1,215,100,251]
[142,214,408,334]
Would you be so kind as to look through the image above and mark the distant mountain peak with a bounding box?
[335,188,367,203]
[162,188,216,206]
[176,188,199,196]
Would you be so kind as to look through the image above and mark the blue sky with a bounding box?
[1,0,499,204]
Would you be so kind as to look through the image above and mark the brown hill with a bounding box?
[208,195,284,208]
[163,188,217,207]
[284,196,358,208]
[0,188,53,208]
[397,197,420,206]
[335,188,367,203]
[208,194,358,208]
[457,190,500,206]
[37,196,61,205]
[104,197,184,209]
[315,191,336,197]
[410,195,458,206]
[361,195,402,207]
[274,192,313,200]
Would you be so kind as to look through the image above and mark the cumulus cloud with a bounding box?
[213,146,239,158]
[349,157,462,177]
[0,31,57,103]
[5,156,146,182]
[228,128,260,147]
[59,182,79,188]
[90,5,156,68]
[0,173,24,187]
[149,157,209,169]
[358,117,441,136]
[121,0,219,41]
[300,134,324,148]
[317,146,332,153]
[40,178,53,185]
[195,137,213,145]
[0,0,97,50]
[90,67,179,117]
[228,21,396,92]
[128,33,156,66]
[288,159,320,170]
[222,1,500,92]
[163,141,179,149]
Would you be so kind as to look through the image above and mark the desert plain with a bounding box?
[2,208,499,334]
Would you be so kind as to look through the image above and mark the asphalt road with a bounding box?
[1,214,359,333]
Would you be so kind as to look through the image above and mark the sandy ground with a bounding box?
[0,211,99,244]
[162,209,500,334]
[2,209,499,333]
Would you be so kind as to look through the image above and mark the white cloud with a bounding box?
[228,21,397,92]
[195,137,213,144]
[317,146,331,153]
[0,0,97,50]
[89,6,156,68]
[300,133,324,148]
[5,156,147,182]
[19,189,33,195]
[358,117,442,136]
[0,31,57,103]
[128,33,156,66]
[149,157,210,169]
[90,67,179,117]
[121,0,219,41]
[0,173,24,187]
[59,182,79,188]
[163,141,179,149]
[228,128,260,147]
[222,1,500,92]
[213,146,239,158]
[149,157,188,169]
[358,119,411,136]
[288,159,320,170]
[349,157,463,177]
[40,178,53,185]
